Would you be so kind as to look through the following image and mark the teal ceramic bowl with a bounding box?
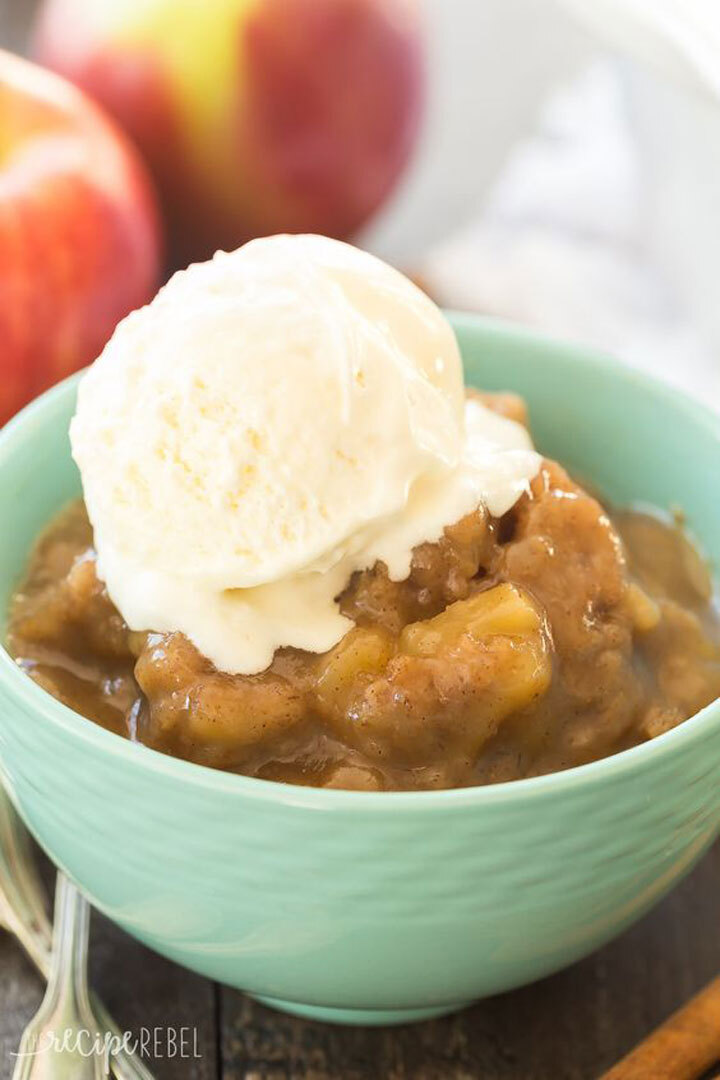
[2,315,720,1027]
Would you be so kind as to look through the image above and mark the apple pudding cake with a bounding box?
[9,389,720,791]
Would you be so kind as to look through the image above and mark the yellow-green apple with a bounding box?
[0,50,161,426]
[33,0,424,266]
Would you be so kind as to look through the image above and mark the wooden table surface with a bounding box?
[3,2,720,1076]
[2,844,720,1079]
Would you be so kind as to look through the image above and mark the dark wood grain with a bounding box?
[0,936,44,1075]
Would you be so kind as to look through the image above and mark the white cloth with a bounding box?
[421,62,719,405]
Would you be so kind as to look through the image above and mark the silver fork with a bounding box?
[0,787,155,1079]
[12,874,106,1079]
[0,786,52,978]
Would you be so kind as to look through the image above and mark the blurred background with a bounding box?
[1,0,719,424]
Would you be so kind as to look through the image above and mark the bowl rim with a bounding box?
[2,312,720,812]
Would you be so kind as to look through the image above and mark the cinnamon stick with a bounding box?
[600,976,720,1080]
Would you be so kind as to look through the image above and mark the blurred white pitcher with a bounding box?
[362,0,593,261]
[558,0,720,363]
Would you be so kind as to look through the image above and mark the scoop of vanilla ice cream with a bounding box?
[71,234,540,674]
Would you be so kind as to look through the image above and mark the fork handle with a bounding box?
[12,874,103,1080]
[0,788,52,976]
[1,789,155,1080]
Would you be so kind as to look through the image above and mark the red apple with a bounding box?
[0,50,161,427]
[33,0,424,266]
